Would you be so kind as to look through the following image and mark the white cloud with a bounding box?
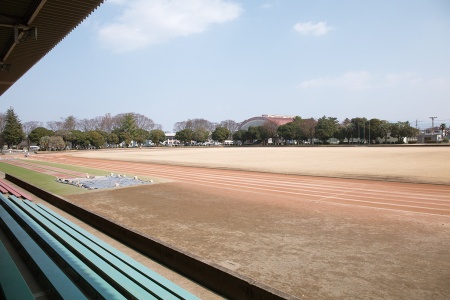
[293,21,333,36]
[98,0,243,52]
[298,71,450,92]
[298,71,372,90]
[385,72,421,87]
[260,0,279,9]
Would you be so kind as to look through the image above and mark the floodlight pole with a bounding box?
[429,116,437,134]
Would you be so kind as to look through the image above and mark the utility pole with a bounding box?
[429,116,437,134]
[363,122,365,144]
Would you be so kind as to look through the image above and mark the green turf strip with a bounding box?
[13,159,114,177]
[0,162,88,195]
[18,159,155,181]
[0,160,155,196]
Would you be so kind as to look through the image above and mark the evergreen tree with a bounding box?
[2,107,25,149]
[28,127,54,145]
[175,128,194,143]
[87,130,105,148]
[115,113,137,147]
[232,130,246,144]
[212,126,231,143]
[134,128,150,146]
[107,132,119,147]
[316,116,339,143]
[149,129,166,146]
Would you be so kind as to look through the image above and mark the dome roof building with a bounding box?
[239,115,295,131]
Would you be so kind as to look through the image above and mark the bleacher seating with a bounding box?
[0,185,7,194]
[0,239,34,300]
[27,199,196,299]
[0,195,88,299]
[0,193,199,300]
[0,179,33,200]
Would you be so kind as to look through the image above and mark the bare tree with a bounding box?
[62,115,78,131]
[173,121,187,132]
[301,118,318,144]
[111,114,125,131]
[22,121,43,136]
[186,118,214,131]
[78,118,100,132]
[132,113,155,131]
[0,112,5,150]
[98,113,115,133]
[219,120,240,134]
[174,118,214,133]
[0,112,6,132]
[262,120,279,140]
[22,121,43,148]
[46,120,63,131]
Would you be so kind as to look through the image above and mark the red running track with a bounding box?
[17,155,450,217]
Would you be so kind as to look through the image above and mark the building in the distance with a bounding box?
[417,127,446,144]
[239,115,295,131]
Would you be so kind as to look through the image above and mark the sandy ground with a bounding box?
[18,147,447,299]
[3,147,449,299]
[68,146,450,185]
[65,181,450,300]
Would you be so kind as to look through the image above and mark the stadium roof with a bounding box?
[0,0,104,97]
[240,115,295,131]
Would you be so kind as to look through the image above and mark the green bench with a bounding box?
[0,239,34,300]
[1,192,200,300]
[15,196,199,299]
[0,197,87,300]
[28,200,200,300]
[7,196,147,299]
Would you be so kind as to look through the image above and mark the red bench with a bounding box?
[0,180,33,200]
[0,185,7,194]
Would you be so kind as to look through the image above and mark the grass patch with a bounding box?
[0,162,87,196]
[20,159,115,177]
[23,159,158,182]
[0,160,159,196]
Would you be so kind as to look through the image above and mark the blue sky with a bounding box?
[2,0,450,131]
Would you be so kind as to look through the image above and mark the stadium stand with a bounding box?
[0,193,199,299]
[0,179,33,199]
[0,239,34,300]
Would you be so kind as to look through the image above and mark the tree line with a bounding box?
[173,119,239,144]
[0,109,168,150]
[233,116,421,145]
[0,107,445,151]
[0,109,241,150]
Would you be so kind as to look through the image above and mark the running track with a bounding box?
[9,155,450,217]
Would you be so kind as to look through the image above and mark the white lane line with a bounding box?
[86,163,450,213]
[59,159,450,201]
[32,156,450,195]
[29,158,450,215]
[82,162,450,207]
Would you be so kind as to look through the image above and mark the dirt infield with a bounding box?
[68,146,450,185]
[18,147,450,299]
